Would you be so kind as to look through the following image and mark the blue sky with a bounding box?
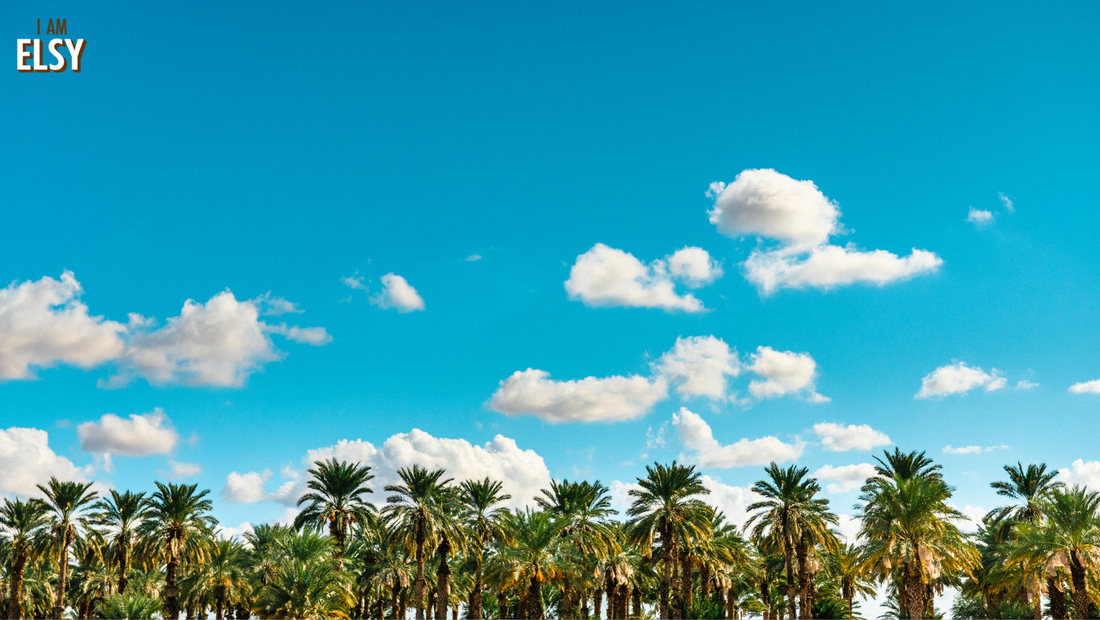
[4,3,1100,595]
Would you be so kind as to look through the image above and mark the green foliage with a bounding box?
[97,592,163,619]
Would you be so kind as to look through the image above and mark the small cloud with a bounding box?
[998,192,1015,213]
[166,460,201,478]
[466,254,482,262]
[253,292,303,316]
[967,207,994,227]
[942,444,1009,455]
[812,463,877,493]
[371,274,425,313]
[341,272,368,292]
[1069,379,1100,394]
[1015,380,1039,390]
[916,362,1005,399]
[813,422,891,452]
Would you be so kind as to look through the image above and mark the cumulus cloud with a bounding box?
[700,475,762,528]
[77,409,178,457]
[707,169,941,294]
[1069,379,1100,394]
[654,336,739,400]
[813,423,891,452]
[0,427,94,497]
[242,430,553,510]
[490,339,827,423]
[265,323,333,346]
[998,192,1015,213]
[746,346,829,403]
[564,244,721,313]
[672,407,803,468]
[813,463,877,493]
[955,504,986,533]
[1058,459,1100,492]
[915,362,1006,399]
[341,272,368,291]
[967,207,994,227]
[488,369,667,423]
[608,480,643,514]
[1016,380,1039,390]
[167,460,201,479]
[0,271,126,380]
[370,274,425,313]
[942,444,1008,455]
[835,514,862,545]
[217,521,255,542]
[253,293,303,316]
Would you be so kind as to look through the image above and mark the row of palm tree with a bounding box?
[1,452,1099,619]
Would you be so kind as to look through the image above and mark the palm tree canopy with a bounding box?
[293,458,376,544]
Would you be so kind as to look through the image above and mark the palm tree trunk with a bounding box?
[606,572,616,620]
[528,575,543,620]
[436,535,452,620]
[1070,557,1089,620]
[118,537,130,594]
[660,516,674,620]
[594,588,603,619]
[8,552,26,620]
[1048,576,1066,620]
[428,588,437,620]
[166,549,181,620]
[726,589,735,620]
[618,583,629,619]
[392,585,402,619]
[760,576,771,620]
[496,590,507,620]
[53,528,72,619]
[216,593,225,620]
[330,518,346,562]
[679,551,692,617]
[782,525,797,620]
[671,544,682,619]
[904,563,925,620]
[581,589,590,620]
[469,561,484,619]
[415,516,427,620]
[796,537,809,620]
[632,585,642,619]
[562,584,573,620]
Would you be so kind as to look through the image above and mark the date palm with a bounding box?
[93,490,148,594]
[497,508,567,619]
[1011,486,1100,620]
[826,544,876,620]
[459,478,511,619]
[0,498,49,620]
[857,468,979,619]
[293,458,376,560]
[37,476,98,618]
[746,463,831,619]
[627,461,713,620]
[988,462,1063,530]
[384,465,453,620]
[138,482,217,619]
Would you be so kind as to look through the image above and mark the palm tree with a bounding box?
[745,463,829,620]
[857,464,979,619]
[97,591,163,619]
[93,490,148,594]
[293,458,376,560]
[384,465,453,620]
[37,476,99,618]
[988,462,1063,526]
[1012,485,1100,620]
[627,461,713,620]
[826,544,875,619]
[0,498,49,620]
[199,538,249,619]
[138,482,217,619]
[430,486,466,620]
[459,478,511,619]
[497,509,567,619]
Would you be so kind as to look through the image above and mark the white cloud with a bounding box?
[0,271,126,380]
[77,409,178,457]
[813,423,891,452]
[253,293,303,316]
[942,444,1008,455]
[1058,459,1100,492]
[998,192,1015,213]
[743,244,943,295]
[167,460,201,479]
[708,169,941,294]
[967,207,994,227]
[265,323,333,346]
[488,369,667,423]
[746,346,829,403]
[700,475,762,528]
[955,504,986,533]
[466,254,482,262]
[835,514,862,545]
[216,521,255,542]
[0,427,94,497]
[608,480,643,514]
[813,463,877,493]
[223,469,297,504]
[341,272,368,291]
[672,407,803,468]
[1069,379,1100,394]
[915,362,1006,399]
[1015,380,1039,390]
[564,244,720,313]
[111,291,285,387]
[371,274,425,313]
[654,336,739,400]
